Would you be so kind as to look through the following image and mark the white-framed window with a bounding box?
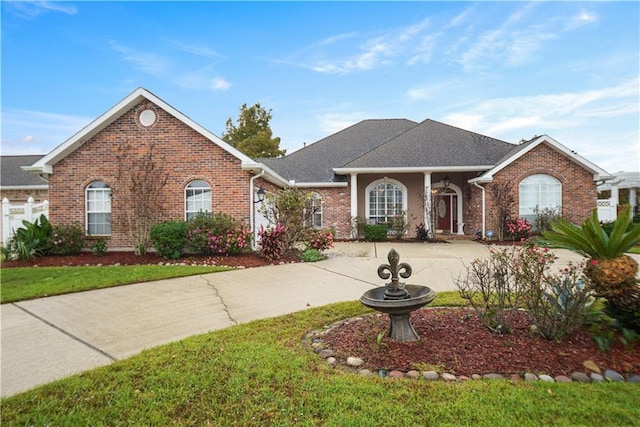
[519,174,562,225]
[86,181,111,235]
[310,192,322,228]
[366,179,407,227]
[185,180,212,220]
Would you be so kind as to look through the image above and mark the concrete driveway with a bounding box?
[1,240,587,397]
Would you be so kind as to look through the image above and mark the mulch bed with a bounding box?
[320,308,640,377]
[1,251,299,269]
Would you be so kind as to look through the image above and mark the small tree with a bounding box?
[259,188,314,250]
[114,141,168,255]
[489,181,515,241]
[222,103,285,158]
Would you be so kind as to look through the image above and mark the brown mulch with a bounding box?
[319,308,640,377]
[1,251,299,269]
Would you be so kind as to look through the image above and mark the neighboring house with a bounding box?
[24,87,613,249]
[598,171,640,216]
[1,155,48,203]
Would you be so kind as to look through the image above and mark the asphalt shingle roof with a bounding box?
[259,119,417,183]
[343,119,515,168]
[1,155,47,187]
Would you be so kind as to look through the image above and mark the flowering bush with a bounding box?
[48,222,85,256]
[505,218,532,240]
[259,223,288,261]
[186,212,251,256]
[305,229,334,251]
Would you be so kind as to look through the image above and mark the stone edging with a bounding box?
[305,316,640,384]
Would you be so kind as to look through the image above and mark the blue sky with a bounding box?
[2,1,638,173]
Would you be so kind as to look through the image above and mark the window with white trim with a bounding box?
[185,180,212,220]
[310,192,322,228]
[519,174,562,225]
[86,181,111,235]
[366,179,407,227]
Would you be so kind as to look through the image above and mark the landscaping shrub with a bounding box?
[533,206,561,233]
[1,216,52,261]
[364,224,388,241]
[457,242,598,341]
[415,222,429,241]
[92,238,108,256]
[186,212,251,256]
[524,261,595,341]
[505,218,532,241]
[305,228,334,251]
[48,222,85,255]
[150,221,187,259]
[390,211,410,240]
[258,223,287,261]
[300,248,324,262]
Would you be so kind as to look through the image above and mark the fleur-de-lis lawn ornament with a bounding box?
[377,248,412,300]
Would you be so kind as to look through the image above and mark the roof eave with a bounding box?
[333,166,494,175]
[32,88,256,173]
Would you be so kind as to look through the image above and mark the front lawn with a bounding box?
[2,301,638,426]
[0,265,232,304]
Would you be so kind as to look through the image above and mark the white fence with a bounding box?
[1,197,49,245]
[597,199,617,223]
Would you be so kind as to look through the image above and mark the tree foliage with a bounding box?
[222,103,285,158]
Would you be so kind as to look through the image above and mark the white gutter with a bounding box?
[473,182,486,239]
[334,165,494,175]
[249,170,265,250]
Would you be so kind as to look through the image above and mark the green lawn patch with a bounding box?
[0,265,232,304]
[2,301,638,426]
[628,246,640,254]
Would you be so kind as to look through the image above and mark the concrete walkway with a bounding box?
[0,241,588,397]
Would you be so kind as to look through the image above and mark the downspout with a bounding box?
[473,182,486,239]
[250,169,265,250]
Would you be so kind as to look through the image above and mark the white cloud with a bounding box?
[170,41,226,60]
[0,109,93,155]
[109,41,170,77]
[6,1,77,19]
[316,112,368,135]
[440,79,640,170]
[294,17,432,74]
[211,78,231,92]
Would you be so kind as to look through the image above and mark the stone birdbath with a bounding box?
[359,248,436,342]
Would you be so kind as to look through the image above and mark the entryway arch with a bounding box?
[431,182,464,235]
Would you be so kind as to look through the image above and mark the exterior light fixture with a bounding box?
[443,175,451,189]
[255,187,266,203]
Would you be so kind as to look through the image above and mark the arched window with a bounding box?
[519,174,562,225]
[366,179,407,226]
[185,180,212,220]
[310,192,322,228]
[86,181,111,235]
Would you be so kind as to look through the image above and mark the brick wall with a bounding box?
[48,100,254,249]
[471,142,597,235]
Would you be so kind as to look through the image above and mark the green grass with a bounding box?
[0,265,232,303]
[628,246,640,254]
[2,300,639,426]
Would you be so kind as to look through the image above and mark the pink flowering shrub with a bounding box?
[259,223,288,261]
[305,228,334,251]
[186,212,251,256]
[505,218,532,240]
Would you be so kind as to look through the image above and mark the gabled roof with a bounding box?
[259,119,417,184]
[470,135,613,183]
[1,155,48,189]
[337,119,514,171]
[26,88,260,175]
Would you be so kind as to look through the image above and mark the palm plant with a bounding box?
[541,205,640,330]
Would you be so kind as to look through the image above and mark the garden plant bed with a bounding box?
[2,251,300,269]
[317,308,640,379]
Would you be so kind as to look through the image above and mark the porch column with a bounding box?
[350,173,358,238]
[424,172,432,238]
[630,188,638,214]
[611,184,620,208]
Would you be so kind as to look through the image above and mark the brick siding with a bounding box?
[48,100,254,249]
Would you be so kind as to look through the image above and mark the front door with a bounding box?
[436,194,457,234]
